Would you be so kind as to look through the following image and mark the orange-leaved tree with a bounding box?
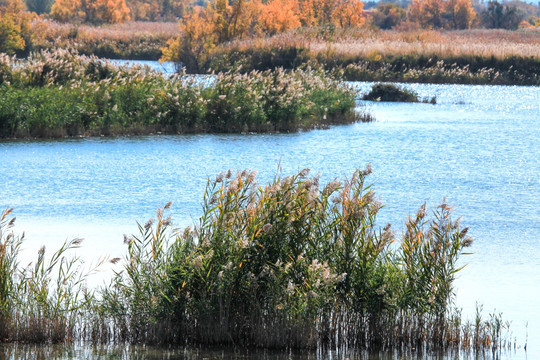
[162,6,217,71]
[51,0,130,23]
[444,0,476,29]
[259,0,300,34]
[409,0,445,28]
[162,0,261,71]
[409,0,476,29]
[331,0,365,27]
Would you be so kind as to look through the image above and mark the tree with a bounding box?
[126,0,188,20]
[260,0,300,34]
[51,0,85,22]
[481,0,523,29]
[372,2,406,29]
[331,0,365,27]
[443,0,476,29]
[409,0,445,28]
[51,0,130,23]
[83,0,131,24]
[409,0,476,29]
[25,0,53,14]
[0,0,34,54]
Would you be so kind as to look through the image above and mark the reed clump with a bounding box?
[0,208,105,343]
[29,20,178,60]
[96,167,503,352]
[0,49,364,139]
[0,169,515,355]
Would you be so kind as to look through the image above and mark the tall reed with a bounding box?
[203,30,540,85]
[0,208,107,343]
[97,167,485,352]
[0,169,514,354]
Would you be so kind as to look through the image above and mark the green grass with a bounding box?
[0,50,366,139]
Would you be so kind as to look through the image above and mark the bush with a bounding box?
[362,83,420,102]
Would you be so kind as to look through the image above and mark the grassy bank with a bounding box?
[0,50,364,139]
[199,29,540,85]
[0,168,512,353]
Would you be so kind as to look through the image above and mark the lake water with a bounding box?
[1,80,539,359]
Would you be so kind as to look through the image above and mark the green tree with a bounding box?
[25,0,52,14]
[372,2,406,29]
[482,1,523,29]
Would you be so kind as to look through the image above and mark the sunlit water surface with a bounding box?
[1,81,538,359]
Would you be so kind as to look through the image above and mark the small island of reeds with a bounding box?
[0,49,366,139]
[363,83,436,103]
[0,168,511,355]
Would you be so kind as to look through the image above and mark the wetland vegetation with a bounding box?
[0,168,512,354]
[0,50,364,138]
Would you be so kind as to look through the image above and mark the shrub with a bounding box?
[362,83,420,102]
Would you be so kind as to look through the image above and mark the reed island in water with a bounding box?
[0,50,368,139]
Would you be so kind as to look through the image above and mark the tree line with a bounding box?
[1,0,538,56]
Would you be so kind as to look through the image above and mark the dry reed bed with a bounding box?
[31,20,178,60]
[40,20,180,40]
[208,29,540,84]
[0,168,514,355]
[230,29,540,59]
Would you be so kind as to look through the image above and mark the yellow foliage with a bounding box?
[260,0,300,34]
[445,0,476,29]
[409,0,445,29]
[126,0,188,20]
[51,0,83,22]
[51,0,130,23]
[161,0,371,70]
[297,0,315,26]
[331,0,365,27]
[409,0,476,30]
[0,0,35,53]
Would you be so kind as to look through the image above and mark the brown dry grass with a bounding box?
[37,19,178,41]
[227,28,540,60]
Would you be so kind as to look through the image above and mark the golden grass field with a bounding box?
[225,28,540,60]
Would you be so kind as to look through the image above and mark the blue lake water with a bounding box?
[1,80,539,359]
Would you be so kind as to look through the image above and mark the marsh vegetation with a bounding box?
[0,168,513,355]
[0,50,364,138]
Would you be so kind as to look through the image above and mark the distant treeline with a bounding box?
[1,0,539,58]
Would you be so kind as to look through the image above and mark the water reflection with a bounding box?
[0,344,520,360]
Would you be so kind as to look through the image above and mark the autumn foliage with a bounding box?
[162,0,368,69]
[126,0,188,20]
[51,0,131,24]
[0,0,35,54]
[408,0,476,29]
